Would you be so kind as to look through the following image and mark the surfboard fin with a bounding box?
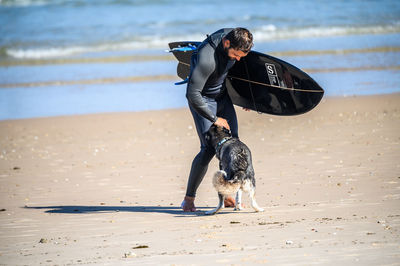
[174,78,189,85]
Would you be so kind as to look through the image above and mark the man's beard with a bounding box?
[223,46,235,60]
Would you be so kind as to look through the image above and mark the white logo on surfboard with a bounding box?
[265,63,279,86]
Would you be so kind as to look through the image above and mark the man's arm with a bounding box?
[186,46,218,123]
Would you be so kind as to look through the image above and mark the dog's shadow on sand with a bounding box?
[23,205,236,217]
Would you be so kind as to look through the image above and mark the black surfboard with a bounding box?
[168,41,324,116]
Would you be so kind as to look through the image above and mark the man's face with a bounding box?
[223,39,248,61]
[227,48,248,61]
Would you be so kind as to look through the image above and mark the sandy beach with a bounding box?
[0,94,399,265]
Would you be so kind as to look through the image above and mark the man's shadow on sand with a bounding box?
[23,205,234,217]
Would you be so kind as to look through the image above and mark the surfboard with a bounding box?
[168,41,324,116]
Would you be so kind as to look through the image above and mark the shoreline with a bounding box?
[0,93,399,264]
[1,64,400,89]
[0,92,399,122]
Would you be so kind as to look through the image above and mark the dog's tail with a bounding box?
[213,170,241,195]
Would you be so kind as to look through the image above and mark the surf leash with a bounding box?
[174,78,189,85]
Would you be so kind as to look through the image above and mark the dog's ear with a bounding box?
[222,127,232,136]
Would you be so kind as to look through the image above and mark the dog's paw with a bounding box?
[234,203,244,211]
[254,207,264,212]
[205,206,223,215]
[204,210,216,215]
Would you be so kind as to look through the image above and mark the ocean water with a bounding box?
[0,0,399,119]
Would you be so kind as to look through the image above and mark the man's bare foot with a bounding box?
[224,196,235,207]
[181,196,196,212]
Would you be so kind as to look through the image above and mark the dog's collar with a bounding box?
[217,137,232,148]
[215,137,232,157]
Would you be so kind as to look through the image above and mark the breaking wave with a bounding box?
[4,23,400,59]
[253,23,400,42]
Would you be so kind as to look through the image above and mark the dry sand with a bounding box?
[0,94,399,265]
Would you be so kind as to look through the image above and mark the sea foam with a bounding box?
[5,24,400,59]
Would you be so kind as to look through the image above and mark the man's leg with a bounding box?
[182,147,215,211]
[182,101,216,212]
[185,147,215,198]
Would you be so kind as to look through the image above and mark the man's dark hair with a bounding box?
[225,27,253,53]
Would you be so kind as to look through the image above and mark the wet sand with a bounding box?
[0,94,399,265]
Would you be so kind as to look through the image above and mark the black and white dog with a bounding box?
[204,125,264,215]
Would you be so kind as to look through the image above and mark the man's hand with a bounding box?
[213,117,230,130]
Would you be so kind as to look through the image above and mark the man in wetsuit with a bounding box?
[182,27,253,212]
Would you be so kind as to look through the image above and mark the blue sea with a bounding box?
[0,0,399,120]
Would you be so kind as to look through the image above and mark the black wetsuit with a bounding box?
[185,28,239,197]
